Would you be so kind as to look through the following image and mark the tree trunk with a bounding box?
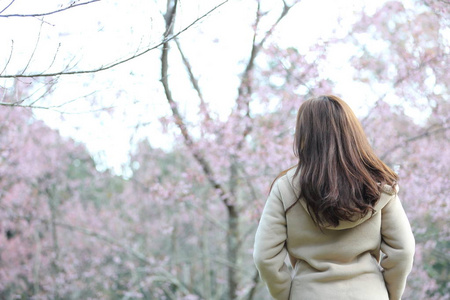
[227,205,239,299]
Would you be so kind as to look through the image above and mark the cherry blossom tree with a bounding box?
[344,1,449,298]
[0,87,174,298]
[0,90,103,297]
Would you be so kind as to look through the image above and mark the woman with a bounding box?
[253,95,415,300]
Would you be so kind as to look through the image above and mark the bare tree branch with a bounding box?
[0,101,115,114]
[227,1,301,209]
[160,5,240,298]
[21,18,44,75]
[237,0,299,101]
[161,0,232,207]
[0,40,14,75]
[0,0,229,79]
[0,88,117,115]
[1,76,57,107]
[42,43,62,74]
[174,38,211,121]
[234,0,300,147]
[0,0,101,18]
[0,0,15,14]
[160,2,300,298]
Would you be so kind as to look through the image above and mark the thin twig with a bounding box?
[0,0,230,78]
[174,38,210,120]
[0,0,15,14]
[0,0,100,17]
[0,40,14,75]
[21,19,44,75]
[380,125,450,160]
[0,100,116,114]
[42,43,61,74]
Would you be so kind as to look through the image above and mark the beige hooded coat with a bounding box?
[253,169,415,300]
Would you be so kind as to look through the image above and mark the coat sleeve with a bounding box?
[253,179,291,300]
[380,193,415,300]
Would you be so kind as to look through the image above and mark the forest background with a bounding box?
[0,0,448,299]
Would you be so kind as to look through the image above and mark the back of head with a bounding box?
[292,95,398,227]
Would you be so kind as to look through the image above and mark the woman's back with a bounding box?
[254,169,415,300]
[253,96,415,300]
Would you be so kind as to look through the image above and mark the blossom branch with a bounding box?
[380,124,450,160]
[235,0,299,147]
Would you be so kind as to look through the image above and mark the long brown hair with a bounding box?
[282,95,398,227]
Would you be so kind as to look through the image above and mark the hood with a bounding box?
[285,168,397,230]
